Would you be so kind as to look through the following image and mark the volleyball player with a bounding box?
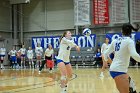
[19,45,26,68]
[16,51,21,69]
[35,43,43,68]
[39,44,54,73]
[56,31,80,93]
[27,47,34,69]
[9,47,17,69]
[104,23,140,93]
[100,37,112,77]
[0,45,6,69]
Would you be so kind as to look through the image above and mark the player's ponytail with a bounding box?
[122,23,139,36]
[59,31,67,42]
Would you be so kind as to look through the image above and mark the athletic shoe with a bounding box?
[99,72,104,77]
[38,70,41,74]
[60,87,67,93]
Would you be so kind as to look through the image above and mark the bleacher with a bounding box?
[70,48,95,67]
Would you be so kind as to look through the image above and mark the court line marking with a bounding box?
[1,73,78,93]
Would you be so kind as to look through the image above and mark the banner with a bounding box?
[32,34,96,49]
[74,0,91,26]
[111,0,129,24]
[93,0,109,25]
[106,32,140,43]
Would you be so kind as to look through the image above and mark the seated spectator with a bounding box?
[94,48,102,67]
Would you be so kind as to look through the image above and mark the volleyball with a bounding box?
[83,28,91,36]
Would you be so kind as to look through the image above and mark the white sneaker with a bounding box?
[38,71,41,74]
[99,72,104,77]
[60,87,67,93]
[1,64,3,69]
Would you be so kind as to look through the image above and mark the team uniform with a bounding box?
[0,48,6,69]
[27,50,33,59]
[35,46,43,68]
[100,42,114,77]
[0,48,6,59]
[104,36,140,92]
[45,48,54,69]
[27,49,34,68]
[101,43,110,55]
[35,47,43,57]
[9,50,17,68]
[101,43,114,62]
[39,48,54,73]
[56,37,76,65]
[19,48,26,68]
[56,37,77,93]
[104,37,140,76]
[19,48,26,57]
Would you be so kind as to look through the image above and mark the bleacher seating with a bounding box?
[70,47,96,67]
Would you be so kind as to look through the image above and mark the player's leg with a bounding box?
[21,56,23,68]
[110,71,129,93]
[39,59,46,72]
[37,56,42,68]
[0,55,1,68]
[57,61,67,92]
[36,56,39,68]
[11,56,14,69]
[31,58,34,69]
[28,58,31,69]
[64,63,73,91]
[13,56,17,69]
[23,56,26,68]
[15,57,18,69]
[65,63,73,79]
[39,58,42,68]
[100,55,108,77]
[114,74,129,93]
[0,56,4,69]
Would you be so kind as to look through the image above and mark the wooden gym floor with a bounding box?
[0,67,140,93]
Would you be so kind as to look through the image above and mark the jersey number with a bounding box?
[67,46,70,50]
[115,42,121,51]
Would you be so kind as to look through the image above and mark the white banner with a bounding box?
[74,0,91,26]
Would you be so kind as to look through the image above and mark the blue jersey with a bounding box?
[96,52,101,58]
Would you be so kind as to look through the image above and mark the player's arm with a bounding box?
[63,37,80,52]
[31,50,34,58]
[35,48,37,53]
[103,41,114,61]
[27,50,29,58]
[44,49,47,59]
[8,51,11,55]
[101,44,104,54]
[15,50,17,56]
[62,37,76,47]
[41,47,43,53]
[128,40,140,62]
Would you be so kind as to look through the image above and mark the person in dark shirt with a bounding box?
[94,48,102,67]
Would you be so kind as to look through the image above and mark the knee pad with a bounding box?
[61,76,67,81]
[129,77,137,93]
